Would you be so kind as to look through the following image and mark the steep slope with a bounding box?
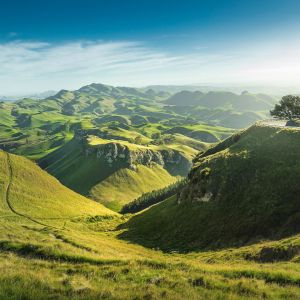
[0,149,114,219]
[120,122,300,251]
[90,164,177,211]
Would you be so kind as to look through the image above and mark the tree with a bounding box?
[120,178,187,214]
[270,95,300,120]
[134,135,143,145]
[151,132,161,140]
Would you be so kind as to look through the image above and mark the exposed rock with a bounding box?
[83,137,190,175]
[179,167,212,203]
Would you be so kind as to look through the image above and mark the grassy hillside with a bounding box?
[39,136,179,211]
[120,123,300,252]
[90,164,177,211]
[1,150,300,299]
[0,150,114,218]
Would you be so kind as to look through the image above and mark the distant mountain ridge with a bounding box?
[166,90,277,110]
[164,90,278,128]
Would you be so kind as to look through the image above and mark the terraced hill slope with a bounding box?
[121,123,300,251]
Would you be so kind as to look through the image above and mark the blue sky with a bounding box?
[1,0,300,94]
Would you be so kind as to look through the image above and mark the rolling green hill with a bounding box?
[39,134,186,211]
[90,164,177,211]
[1,149,300,299]
[0,83,276,161]
[0,149,114,219]
[0,83,278,214]
[0,83,170,159]
[120,122,300,252]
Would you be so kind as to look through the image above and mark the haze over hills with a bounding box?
[145,84,300,96]
[165,90,278,128]
[0,90,57,102]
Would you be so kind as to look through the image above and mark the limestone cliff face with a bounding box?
[85,142,165,170]
[83,139,191,174]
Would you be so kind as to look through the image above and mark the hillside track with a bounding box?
[4,152,55,228]
[2,153,98,252]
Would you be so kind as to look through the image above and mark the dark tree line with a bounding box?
[121,178,187,214]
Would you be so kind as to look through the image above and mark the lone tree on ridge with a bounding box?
[270,95,300,122]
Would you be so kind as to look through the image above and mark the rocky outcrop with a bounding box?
[178,167,213,203]
[83,139,190,175]
[127,148,165,167]
[84,141,165,169]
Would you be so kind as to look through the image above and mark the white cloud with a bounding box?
[0,40,232,94]
[0,39,299,95]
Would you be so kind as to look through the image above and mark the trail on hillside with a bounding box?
[2,153,102,253]
[4,152,54,228]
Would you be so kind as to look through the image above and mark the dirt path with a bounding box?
[2,153,101,252]
[4,152,52,228]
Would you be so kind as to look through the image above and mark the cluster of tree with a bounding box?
[128,135,144,145]
[120,178,187,214]
[151,133,176,146]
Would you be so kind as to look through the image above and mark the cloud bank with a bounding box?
[0,40,299,95]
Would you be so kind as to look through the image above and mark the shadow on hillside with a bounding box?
[117,193,300,258]
[116,196,230,254]
[117,208,300,262]
[116,198,185,253]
